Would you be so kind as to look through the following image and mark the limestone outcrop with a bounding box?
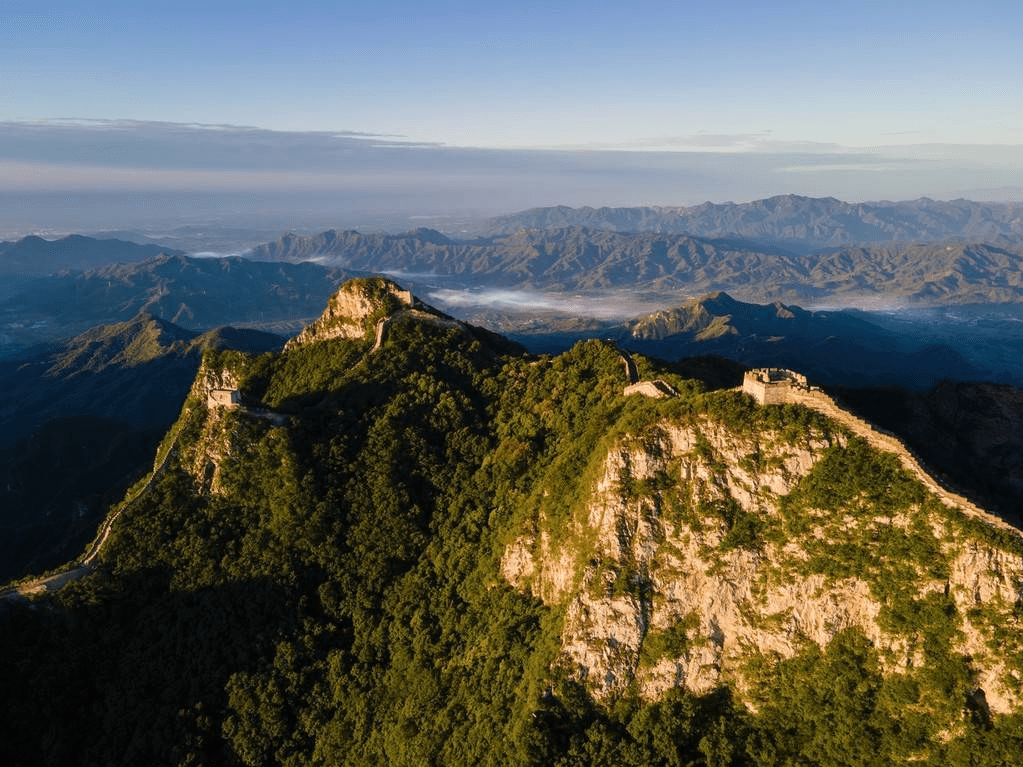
[285,278,414,350]
[502,407,1023,717]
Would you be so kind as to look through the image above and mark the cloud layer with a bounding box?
[1,120,1021,234]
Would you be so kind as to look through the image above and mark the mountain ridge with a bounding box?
[242,225,1023,307]
[473,195,1023,249]
[0,234,182,276]
[4,277,1023,765]
[500,290,990,389]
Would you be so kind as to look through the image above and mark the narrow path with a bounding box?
[1,409,191,601]
[619,350,639,384]
[786,388,1022,538]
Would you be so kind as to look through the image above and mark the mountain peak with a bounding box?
[286,276,418,349]
[48,313,198,374]
[690,290,745,316]
[407,227,451,245]
[695,289,738,305]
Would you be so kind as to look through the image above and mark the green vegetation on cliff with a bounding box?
[2,281,1023,766]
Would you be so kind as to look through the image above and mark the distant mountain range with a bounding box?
[472,195,1023,250]
[504,291,988,390]
[2,251,1020,387]
[245,225,1023,306]
[7,195,1023,312]
[0,234,181,276]
[0,255,351,354]
[3,194,1023,378]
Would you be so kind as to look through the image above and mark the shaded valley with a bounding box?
[0,314,282,581]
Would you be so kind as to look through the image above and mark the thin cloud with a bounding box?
[0,119,443,174]
[880,130,936,137]
[11,117,398,139]
[775,163,924,174]
[549,133,846,154]
[428,288,667,319]
[0,119,1020,234]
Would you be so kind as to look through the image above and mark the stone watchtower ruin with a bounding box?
[742,368,811,405]
[207,388,240,409]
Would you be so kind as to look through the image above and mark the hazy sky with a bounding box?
[2,0,1022,232]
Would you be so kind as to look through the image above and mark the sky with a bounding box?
[2,0,1022,234]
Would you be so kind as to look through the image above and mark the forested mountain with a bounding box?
[244,225,1023,306]
[0,314,282,581]
[3,277,1023,766]
[610,292,983,389]
[474,195,1023,249]
[0,234,182,276]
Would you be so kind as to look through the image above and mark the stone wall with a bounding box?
[624,380,677,399]
[207,389,240,409]
[742,368,811,405]
[744,370,1019,536]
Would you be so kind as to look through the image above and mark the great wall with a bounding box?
[0,408,190,602]
[619,363,1019,537]
[4,337,1018,605]
[741,368,1021,537]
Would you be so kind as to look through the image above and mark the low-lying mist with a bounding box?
[427,287,684,321]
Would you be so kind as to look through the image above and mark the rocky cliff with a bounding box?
[284,276,416,349]
[502,399,1023,723]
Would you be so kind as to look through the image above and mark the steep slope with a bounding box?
[502,393,1023,711]
[2,278,1023,766]
[0,315,283,581]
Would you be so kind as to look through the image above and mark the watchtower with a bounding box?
[207,388,240,409]
[742,368,809,405]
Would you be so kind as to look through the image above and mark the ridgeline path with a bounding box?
[740,375,1022,539]
[0,413,187,603]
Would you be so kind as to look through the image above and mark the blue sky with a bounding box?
[2,0,1022,230]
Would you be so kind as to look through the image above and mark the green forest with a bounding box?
[3,282,1023,766]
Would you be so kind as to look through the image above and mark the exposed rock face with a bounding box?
[178,360,248,494]
[285,278,414,350]
[501,412,1023,716]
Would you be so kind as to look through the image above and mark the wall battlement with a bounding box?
[742,368,815,405]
